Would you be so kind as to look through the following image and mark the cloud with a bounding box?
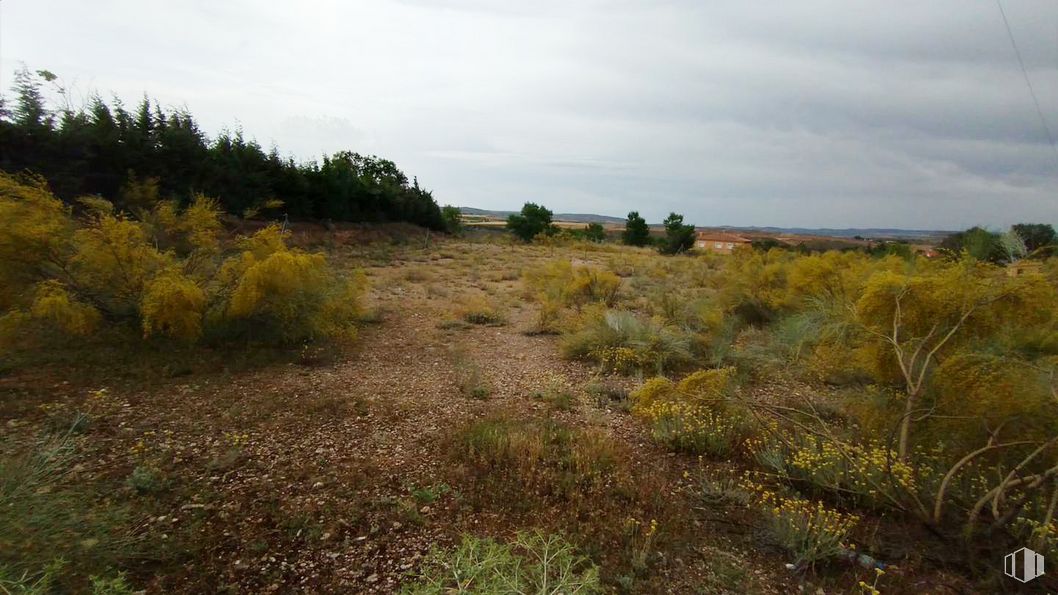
[3,0,1056,228]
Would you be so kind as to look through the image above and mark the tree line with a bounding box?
[504,203,695,254]
[0,68,446,229]
[502,201,1057,263]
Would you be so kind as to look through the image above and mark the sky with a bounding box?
[3,0,1057,229]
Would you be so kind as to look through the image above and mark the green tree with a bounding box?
[659,212,695,255]
[622,211,650,246]
[506,203,556,242]
[583,222,605,243]
[939,227,1004,263]
[0,66,447,231]
[1012,223,1057,253]
[442,205,463,235]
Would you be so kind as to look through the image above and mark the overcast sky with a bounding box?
[4,1,1057,229]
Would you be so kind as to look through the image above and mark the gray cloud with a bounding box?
[4,0,1056,228]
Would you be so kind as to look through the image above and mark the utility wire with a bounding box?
[996,0,1058,166]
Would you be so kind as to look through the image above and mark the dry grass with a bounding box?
[0,233,986,594]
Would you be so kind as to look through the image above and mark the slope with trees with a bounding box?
[0,68,445,230]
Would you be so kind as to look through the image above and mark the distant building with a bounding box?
[1007,260,1043,277]
[695,231,751,255]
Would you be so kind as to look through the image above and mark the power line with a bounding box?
[996,0,1058,166]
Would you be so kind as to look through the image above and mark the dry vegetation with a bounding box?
[3,187,1058,592]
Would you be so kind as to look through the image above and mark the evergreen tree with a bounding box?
[0,68,446,230]
[659,212,695,255]
[623,211,650,246]
[584,222,606,243]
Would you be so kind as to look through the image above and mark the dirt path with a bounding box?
[3,242,795,593]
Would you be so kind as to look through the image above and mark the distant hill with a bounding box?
[460,207,952,241]
[711,226,952,241]
[460,207,625,225]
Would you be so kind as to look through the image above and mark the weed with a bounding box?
[411,483,451,505]
[437,318,471,331]
[0,559,63,594]
[89,573,137,594]
[0,433,138,590]
[452,349,492,399]
[624,517,658,575]
[456,295,506,326]
[531,373,576,411]
[454,418,625,504]
[403,531,602,594]
[742,478,859,567]
[126,464,166,494]
[699,472,753,507]
[584,380,630,411]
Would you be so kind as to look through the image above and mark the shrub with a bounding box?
[530,372,576,411]
[522,260,621,309]
[561,309,693,375]
[584,380,630,410]
[217,227,367,342]
[643,402,748,457]
[742,478,859,567]
[454,418,625,503]
[744,432,919,511]
[0,173,367,351]
[126,464,166,494]
[140,271,207,340]
[630,368,745,456]
[455,295,506,326]
[403,531,602,594]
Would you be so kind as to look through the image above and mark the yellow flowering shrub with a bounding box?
[590,345,647,374]
[676,367,736,405]
[71,210,170,314]
[0,172,74,310]
[562,309,694,375]
[787,438,918,509]
[0,175,366,352]
[523,259,620,309]
[141,271,207,340]
[218,226,365,342]
[745,431,918,510]
[742,477,859,566]
[28,280,101,336]
[643,401,746,456]
[631,368,745,456]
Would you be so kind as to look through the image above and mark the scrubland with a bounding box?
[3,176,1058,593]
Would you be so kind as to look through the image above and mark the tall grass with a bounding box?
[0,431,139,591]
